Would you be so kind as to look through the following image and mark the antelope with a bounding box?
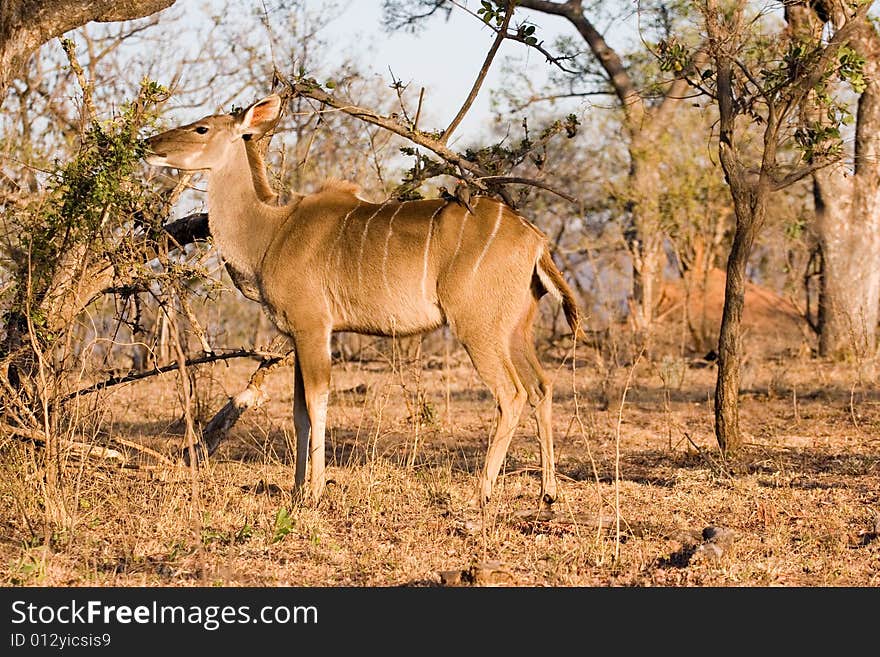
[145,94,580,512]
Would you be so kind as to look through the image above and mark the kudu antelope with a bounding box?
[145,95,580,511]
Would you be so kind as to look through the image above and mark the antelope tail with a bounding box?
[535,247,585,340]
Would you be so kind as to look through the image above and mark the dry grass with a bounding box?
[2,342,879,587]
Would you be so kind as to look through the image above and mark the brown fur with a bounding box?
[316,178,362,196]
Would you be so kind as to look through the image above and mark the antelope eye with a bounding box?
[194,126,209,134]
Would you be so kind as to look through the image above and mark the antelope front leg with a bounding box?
[461,345,528,509]
[293,331,332,505]
[292,358,310,500]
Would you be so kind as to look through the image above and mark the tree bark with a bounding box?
[706,0,763,456]
[813,19,880,357]
[785,2,880,358]
[814,170,880,357]
[625,138,666,334]
[0,0,175,103]
[714,188,765,453]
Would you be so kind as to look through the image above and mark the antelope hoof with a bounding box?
[538,493,557,519]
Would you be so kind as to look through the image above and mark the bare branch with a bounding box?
[288,80,575,205]
[59,38,96,124]
[61,348,287,401]
[5,425,128,462]
[442,1,513,143]
[289,80,488,182]
[516,0,645,127]
[476,175,578,203]
[769,158,838,191]
[384,0,451,31]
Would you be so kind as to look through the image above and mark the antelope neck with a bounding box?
[206,141,285,275]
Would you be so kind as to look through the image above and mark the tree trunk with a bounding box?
[626,216,664,333]
[787,2,880,358]
[0,0,175,103]
[814,172,880,357]
[626,141,666,335]
[714,186,766,455]
[814,20,880,357]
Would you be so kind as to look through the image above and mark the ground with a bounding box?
[2,335,879,587]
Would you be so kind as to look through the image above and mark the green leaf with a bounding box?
[272,507,294,543]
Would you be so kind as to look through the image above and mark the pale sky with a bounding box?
[300,0,579,143]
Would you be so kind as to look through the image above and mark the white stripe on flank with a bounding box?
[382,203,405,295]
[450,198,479,266]
[331,201,362,265]
[357,201,390,288]
[421,203,446,301]
[473,203,502,273]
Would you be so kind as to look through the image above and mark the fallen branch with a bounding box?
[4,422,127,463]
[108,435,178,467]
[184,350,296,463]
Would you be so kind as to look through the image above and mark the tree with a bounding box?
[788,1,880,358]
[668,0,871,453]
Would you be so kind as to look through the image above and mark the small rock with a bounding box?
[468,561,513,586]
[668,528,704,547]
[450,517,481,537]
[702,526,736,549]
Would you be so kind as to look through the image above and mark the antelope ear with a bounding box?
[236,95,282,138]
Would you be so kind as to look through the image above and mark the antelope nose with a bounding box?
[144,135,163,155]
[145,135,167,156]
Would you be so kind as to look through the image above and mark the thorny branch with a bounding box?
[61,348,287,401]
[287,80,579,206]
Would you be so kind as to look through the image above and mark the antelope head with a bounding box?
[145,95,282,171]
